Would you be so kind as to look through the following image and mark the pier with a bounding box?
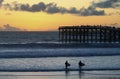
[58,25,120,43]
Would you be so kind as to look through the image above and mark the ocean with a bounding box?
[0,31,120,79]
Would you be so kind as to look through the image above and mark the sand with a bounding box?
[0,70,120,79]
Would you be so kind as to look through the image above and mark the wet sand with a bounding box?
[0,70,120,79]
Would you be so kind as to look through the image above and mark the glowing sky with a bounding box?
[0,0,120,31]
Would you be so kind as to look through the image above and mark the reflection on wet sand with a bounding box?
[0,71,120,79]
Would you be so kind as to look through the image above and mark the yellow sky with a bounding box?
[0,0,120,31]
[3,0,93,8]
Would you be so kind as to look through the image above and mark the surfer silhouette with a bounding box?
[79,61,85,71]
[65,61,70,69]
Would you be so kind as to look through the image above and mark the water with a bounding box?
[0,31,58,44]
[0,31,120,79]
[0,56,120,71]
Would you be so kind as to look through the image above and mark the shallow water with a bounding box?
[0,71,120,79]
[0,56,120,71]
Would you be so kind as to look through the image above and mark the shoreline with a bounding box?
[0,68,120,72]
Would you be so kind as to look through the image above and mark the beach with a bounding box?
[0,32,119,79]
[0,71,120,79]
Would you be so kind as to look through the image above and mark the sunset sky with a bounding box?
[0,0,120,31]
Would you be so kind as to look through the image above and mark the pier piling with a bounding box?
[58,25,120,43]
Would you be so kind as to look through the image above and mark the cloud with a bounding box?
[107,11,120,16]
[0,24,25,31]
[0,0,3,4]
[110,23,119,26]
[19,2,46,12]
[0,1,105,16]
[0,0,3,6]
[45,3,68,14]
[79,6,105,16]
[93,0,120,9]
[67,7,79,15]
[11,2,68,14]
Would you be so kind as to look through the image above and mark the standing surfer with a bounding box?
[79,61,85,71]
[65,61,70,70]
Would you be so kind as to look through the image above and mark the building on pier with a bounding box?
[58,25,120,43]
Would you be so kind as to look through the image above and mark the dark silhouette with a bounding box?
[65,61,70,70]
[78,70,85,79]
[59,25,120,43]
[65,69,69,79]
[78,61,85,71]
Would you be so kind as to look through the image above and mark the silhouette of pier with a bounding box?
[58,25,120,43]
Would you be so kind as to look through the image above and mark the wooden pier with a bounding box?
[58,25,120,43]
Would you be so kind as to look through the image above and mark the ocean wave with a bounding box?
[0,43,120,49]
[0,48,120,58]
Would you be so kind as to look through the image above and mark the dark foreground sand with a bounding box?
[0,71,120,79]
